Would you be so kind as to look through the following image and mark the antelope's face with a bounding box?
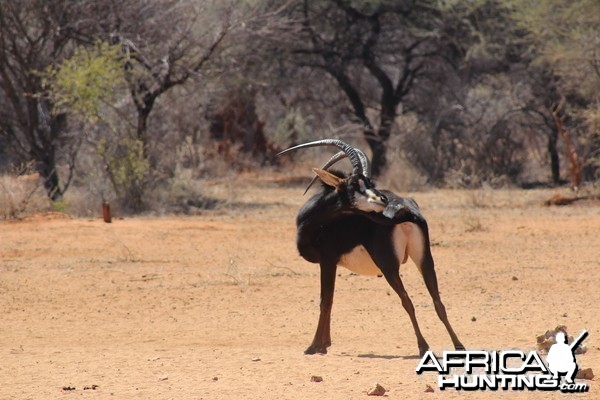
[347,174,388,213]
[313,169,388,213]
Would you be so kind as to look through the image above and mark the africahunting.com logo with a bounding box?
[416,330,589,393]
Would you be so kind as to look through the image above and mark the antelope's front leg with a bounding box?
[305,261,337,354]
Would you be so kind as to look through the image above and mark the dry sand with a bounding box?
[1,177,598,399]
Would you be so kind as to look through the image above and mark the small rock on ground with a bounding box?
[576,368,594,380]
[367,383,386,396]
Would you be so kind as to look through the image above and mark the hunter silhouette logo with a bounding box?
[547,330,588,385]
[416,330,589,393]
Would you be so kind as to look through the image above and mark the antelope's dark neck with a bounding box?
[296,188,349,230]
[295,188,354,264]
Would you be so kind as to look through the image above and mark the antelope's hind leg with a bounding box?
[382,271,430,356]
[305,260,337,354]
[366,231,430,357]
[408,227,465,351]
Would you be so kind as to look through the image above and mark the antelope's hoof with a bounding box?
[455,343,466,351]
[304,344,328,355]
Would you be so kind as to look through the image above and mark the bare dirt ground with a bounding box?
[1,175,598,399]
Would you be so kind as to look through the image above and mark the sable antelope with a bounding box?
[279,139,464,356]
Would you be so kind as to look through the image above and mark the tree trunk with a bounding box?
[366,135,387,177]
[136,104,153,161]
[551,103,581,190]
[547,128,560,185]
[364,110,395,177]
[36,152,61,201]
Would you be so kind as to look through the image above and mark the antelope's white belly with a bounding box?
[338,245,381,276]
[337,223,424,276]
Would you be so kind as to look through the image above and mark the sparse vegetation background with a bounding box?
[0,0,598,217]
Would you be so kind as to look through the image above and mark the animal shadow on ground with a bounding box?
[339,353,422,360]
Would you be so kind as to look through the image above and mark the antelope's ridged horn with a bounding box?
[354,148,371,178]
[303,151,347,195]
[302,147,371,194]
[277,139,365,176]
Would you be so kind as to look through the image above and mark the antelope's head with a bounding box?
[279,139,388,213]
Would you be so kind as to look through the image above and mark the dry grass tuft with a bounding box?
[0,173,52,220]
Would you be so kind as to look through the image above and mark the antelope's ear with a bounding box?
[312,168,345,189]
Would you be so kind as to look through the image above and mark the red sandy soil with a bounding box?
[1,177,598,399]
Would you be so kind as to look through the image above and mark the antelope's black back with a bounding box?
[295,178,429,265]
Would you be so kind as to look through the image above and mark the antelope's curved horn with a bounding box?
[302,147,370,193]
[354,147,370,178]
[303,151,347,195]
[277,139,365,176]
